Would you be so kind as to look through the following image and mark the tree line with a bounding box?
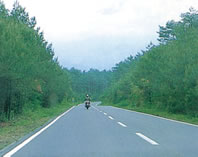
[103,8,198,116]
[1,1,198,121]
[0,1,74,121]
[68,68,111,101]
[0,1,111,121]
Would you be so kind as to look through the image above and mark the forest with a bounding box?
[1,0,198,123]
[0,1,110,121]
[103,8,198,117]
[0,1,73,121]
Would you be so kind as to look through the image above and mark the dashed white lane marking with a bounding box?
[3,106,75,157]
[136,133,159,145]
[93,106,99,111]
[110,106,198,128]
[92,106,101,112]
[104,112,107,115]
[117,122,127,127]
[108,116,114,120]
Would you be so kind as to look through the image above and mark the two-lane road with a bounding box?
[3,102,198,157]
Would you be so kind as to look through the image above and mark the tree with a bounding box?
[0,2,73,121]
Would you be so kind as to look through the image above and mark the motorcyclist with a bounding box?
[84,94,91,109]
[85,94,91,102]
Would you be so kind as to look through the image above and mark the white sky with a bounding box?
[4,0,198,70]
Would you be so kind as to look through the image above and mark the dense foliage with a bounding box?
[0,1,72,121]
[68,68,111,100]
[103,8,198,116]
[1,1,198,122]
[0,1,112,121]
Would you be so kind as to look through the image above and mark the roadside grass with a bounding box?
[101,102,198,126]
[0,100,76,150]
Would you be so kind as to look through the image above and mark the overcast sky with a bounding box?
[4,0,198,70]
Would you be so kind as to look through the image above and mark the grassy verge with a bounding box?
[102,102,198,126]
[0,100,76,150]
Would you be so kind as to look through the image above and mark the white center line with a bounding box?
[92,106,99,111]
[117,122,127,127]
[104,112,107,115]
[136,133,159,145]
[108,116,114,120]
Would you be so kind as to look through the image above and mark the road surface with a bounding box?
[3,102,198,157]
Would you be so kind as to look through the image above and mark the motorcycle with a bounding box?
[85,101,90,109]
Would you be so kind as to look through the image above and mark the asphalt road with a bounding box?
[3,102,198,157]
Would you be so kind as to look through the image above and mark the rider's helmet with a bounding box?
[86,94,89,97]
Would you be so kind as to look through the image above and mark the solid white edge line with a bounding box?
[117,122,127,127]
[110,106,198,128]
[3,106,75,157]
[108,116,114,120]
[136,133,159,145]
